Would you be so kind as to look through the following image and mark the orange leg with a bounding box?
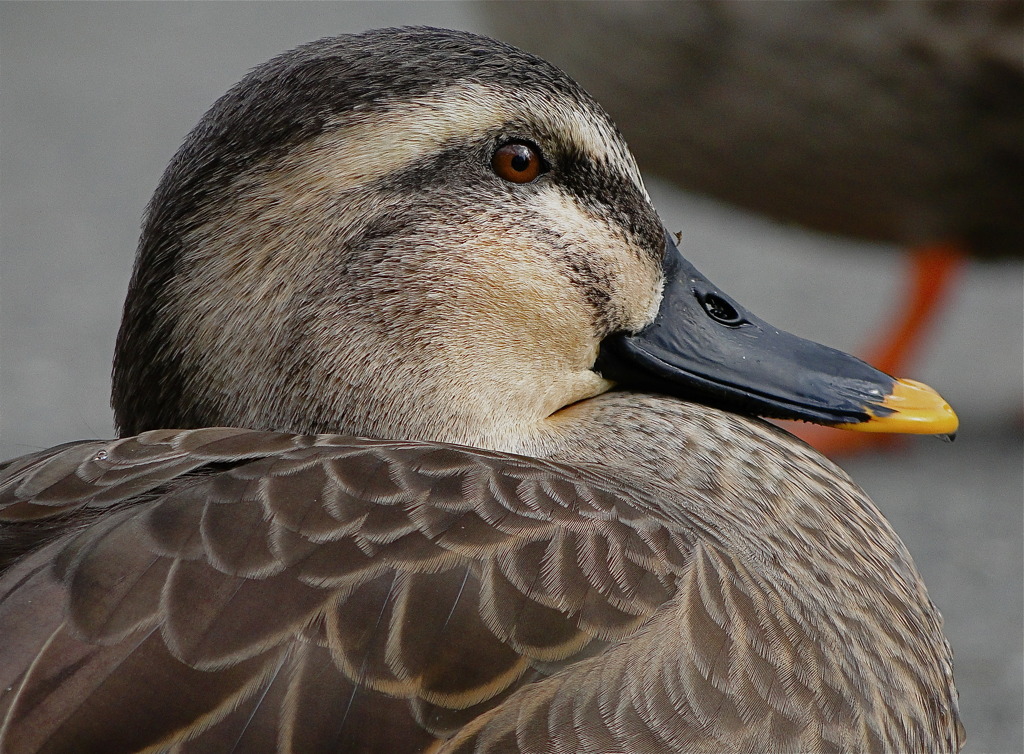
[781,242,968,457]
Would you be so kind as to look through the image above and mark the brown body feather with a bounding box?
[1,399,962,752]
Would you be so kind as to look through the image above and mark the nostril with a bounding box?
[699,292,745,326]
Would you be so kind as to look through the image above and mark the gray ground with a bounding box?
[2,4,1021,752]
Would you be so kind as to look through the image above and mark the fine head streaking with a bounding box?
[1,27,962,753]
[113,26,664,450]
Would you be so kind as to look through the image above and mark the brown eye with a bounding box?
[491,142,543,183]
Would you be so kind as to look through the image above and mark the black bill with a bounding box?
[596,230,958,435]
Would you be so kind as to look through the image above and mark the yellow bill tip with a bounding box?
[836,378,959,436]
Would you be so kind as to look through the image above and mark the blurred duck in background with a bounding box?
[488,0,1024,454]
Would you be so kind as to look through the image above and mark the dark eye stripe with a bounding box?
[364,127,660,264]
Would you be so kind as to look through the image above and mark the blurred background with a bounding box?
[2,3,1020,751]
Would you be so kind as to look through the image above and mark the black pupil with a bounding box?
[509,146,532,172]
[701,293,742,325]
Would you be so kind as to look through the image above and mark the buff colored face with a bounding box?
[160,81,666,448]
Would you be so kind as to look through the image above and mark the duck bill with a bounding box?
[596,231,958,436]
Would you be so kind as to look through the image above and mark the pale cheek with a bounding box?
[449,258,598,369]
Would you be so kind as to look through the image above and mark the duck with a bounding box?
[0,27,963,754]
[485,1,1023,454]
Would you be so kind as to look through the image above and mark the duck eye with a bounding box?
[491,142,543,184]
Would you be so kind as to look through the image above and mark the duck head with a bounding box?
[112,27,956,451]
